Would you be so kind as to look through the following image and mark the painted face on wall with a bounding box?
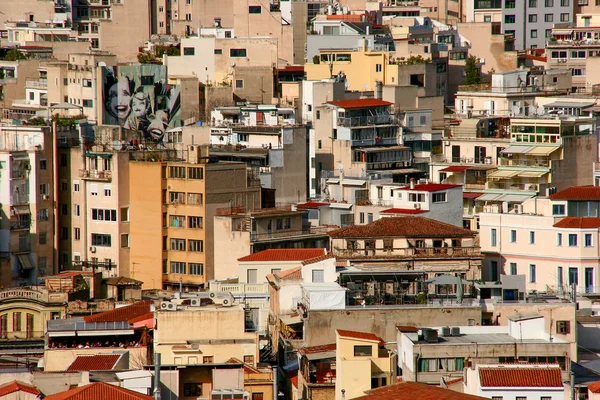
[107,78,134,120]
[131,92,150,118]
[147,110,169,141]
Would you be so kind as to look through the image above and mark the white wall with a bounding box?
[239,260,302,283]
[301,257,337,283]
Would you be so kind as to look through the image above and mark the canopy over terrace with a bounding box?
[339,269,426,306]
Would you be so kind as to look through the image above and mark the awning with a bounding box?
[517,170,548,178]
[525,146,560,156]
[18,254,33,271]
[341,180,366,186]
[280,315,302,326]
[427,274,461,285]
[476,193,502,201]
[86,152,113,159]
[11,206,30,215]
[277,109,294,114]
[326,179,340,184]
[329,203,353,210]
[440,165,470,173]
[306,351,336,361]
[77,330,134,336]
[487,170,521,179]
[47,332,76,337]
[360,145,409,153]
[544,101,595,109]
[497,194,534,202]
[464,192,484,199]
[501,146,533,154]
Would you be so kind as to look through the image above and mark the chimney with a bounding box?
[410,178,415,190]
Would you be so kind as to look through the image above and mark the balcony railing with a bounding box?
[10,195,29,205]
[25,79,47,89]
[498,158,550,167]
[334,246,481,258]
[487,182,539,192]
[11,169,29,179]
[251,227,332,242]
[211,282,269,294]
[337,115,399,127]
[79,169,112,181]
[352,136,399,147]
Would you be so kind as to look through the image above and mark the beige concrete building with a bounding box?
[0,59,41,117]
[0,0,60,32]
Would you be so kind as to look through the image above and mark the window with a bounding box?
[230,48,247,58]
[188,167,203,179]
[545,13,553,21]
[169,166,186,179]
[40,159,47,170]
[572,68,586,76]
[183,383,202,397]
[529,231,535,244]
[560,0,569,5]
[171,262,186,274]
[72,228,80,241]
[170,215,185,228]
[38,209,49,221]
[188,216,203,229]
[545,0,553,5]
[247,269,258,284]
[552,204,565,215]
[61,227,68,240]
[244,355,255,365]
[432,192,447,203]
[188,193,203,205]
[188,240,203,252]
[354,345,372,356]
[39,184,49,195]
[183,47,195,56]
[569,234,578,246]
[408,193,425,202]
[505,0,516,6]
[491,397,503,400]
[312,269,325,283]
[586,233,593,247]
[91,209,117,222]
[121,207,129,222]
[171,238,186,251]
[214,49,222,55]
[13,312,21,332]
[249,5,262,12]
[560,13,569,21]
[82,99,93,108]
[91,234,111,247]
[557,321,570,334]
[505,15,515,23]
[557,233,563,246]
[529,264,536,283]
[376,64,382,72]
[490,261,498,281]
[189,263,203,276]
[169,192,185,204]
[484,14,492,21]
[203,356,214,364]
[61,204,68,216]
[39,232,47,245]
[491,228,497,247]
[529,0,537,6]
[284,217,291,229]
[530,29,538,38]
[235,79,244,89]
[510,263,517,275]
[571,50,586,58]
[225,30,232,38]
[510,230,517,242]
[121,234,129,248]
[528,14,537,22]
[546,29,553,38]
[367,213,373,223]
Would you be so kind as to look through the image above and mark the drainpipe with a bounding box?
[52,121,59,274]
[273,365,278,400]
[154,353,161,400]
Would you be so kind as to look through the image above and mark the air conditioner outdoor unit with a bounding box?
[190,298,201,307]
[414,203,421,209]
[89,246,96,253]
[43,195,50,200]
[160,301,171,310]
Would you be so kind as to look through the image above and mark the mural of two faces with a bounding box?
[102,65,181,143]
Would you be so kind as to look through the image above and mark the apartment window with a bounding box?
[504,15,515,23]
[546,29,553,37]
[530,29,538,38]
[235,79,244,89]
[185,13,192,20]
[528,14,537,22]
[545,0,553,5]
[529,264,536,283]
[247,269,258,284]
[188,167,203,179]
[159,6,164,11]
[367,213,374,223]
[169,166,186,179]
[510,230,517,242]
[91,233,111,247]
[183,47,195,56]
[276,219,283,230]
[121,207,129,222]
[432,192,447,203]
[230,48,247,58]
[61,204,68,216]
[529,231,535,244]
[586,233,593,247]
[169,192,185,204]
[83,99,93,108]
[484,15,492,21]
[552,204,565,215]
[203,356,213,364]
[38,209,49,221]
[569,234,578,246]
[170,238,186,251]
[249,5,262,13]
[557,321,570,334]
[505,0,516,6]
[225,31,232,38]
[544,13,554,22]
[491,228,497,247]
[557,233,563,246]
[571,50,586,58]
[189,263,203,276]
[39,184,49,195]
[74,181,80,192]
[39,232,47,245]
[572,68,586,76]
[376,64,382,72]
[171,262,186,274]
[170,215,185,227]
[13,312,21,332]
[490,261,498,281]
[91,209,117,222]
[560,0,569,5]
[40,159,47,170]
[560,13,569,21]
[163,260,168,274]
[214,49,222,55]
[104,187,111,196]
[491,398,503,400]
[188,240,203,252]
[510,263,517,275]
[529,0,537,6]
[188,193,203,205]
[354,345,372,356]
[188,216,203,229]
[359,212,365,224]
[312,269,325,283]
[409,193,425,202]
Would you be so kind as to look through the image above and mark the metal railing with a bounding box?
[251,227,332,241]
[25,79,47,89]
[337,115,399,127]
[334,246,481,258]
[352,136,399,147]
[487,182,539,192]
[498,158,550,167]
[47,321,129,331]
[79,169,112,181]
[211,282,269,294]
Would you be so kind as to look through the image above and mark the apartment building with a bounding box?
[0,0,62,32]
[0,59,42,118]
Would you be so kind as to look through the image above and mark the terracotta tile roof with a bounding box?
[588,380,600,393]
[301,252,334,266]
[463,192,484,199]
[380,208,428,215]
[396,325,419,332]
[298,343,336,355]
[329,216,476,239]
[478,367,563,388]
[440,166,470,173]
[296,201,330,209]
[238,249,326,262]
[66,354,121,371]
[276,266,302,280]
[445,377,464,386]
[0,381,40,397]
[356,382,487,400]
[128,312,154,324]
[398,183,462,192]
[337,329,383,343]
[83,300,153,323]
[549,186,600,200]
[327,99,393,109]
[44,382,154,400]
[553,217,600,229]
[52,271,94,277]
[106,277,143,286]
[290,374,298,389]
[225,357,261,374]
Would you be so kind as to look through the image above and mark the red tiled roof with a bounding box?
[327,99,393,109]
[298,343,336,355]
[83,300,153,323]
[276,266,302,280]
[380,208,427,215]
[329,216,476,239]
[396,325,419,332]
[290,374,299,388]
[296,201,330,209]
[440,166,470,173]
[549,186,600,200]
[44,382,154,400]
[399,183,462,192]
[356,382,487,400]
[337,329,383,343]
[238,249,326,262]
[445,377,464,386]
[0,381,40,397]
[553,217,600,229]
[588,380,600,393]
[479,367,563,388]
[278,65,304,73]
[464,192,484,199]
[224,357,261,374]
[301,252,334,266]
[52,271,94,277]
[66,354,121,371]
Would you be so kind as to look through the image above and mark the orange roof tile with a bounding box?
[296,201,330,209]
[84,300,153,323]
[396,325,419,332]
[588,380,600,393]
[0,381,40,397]
[238,249,326,262]
[329,216,475,239]
[44,382,154,400]
[298,343,336,355]
[550,186,600,200]
[276,266,302,280]
[479,367,563,388]
[290,374,299,388]
[380,208,427,215]
[553,217,600,229]
[337,329,383,343]
[327,99,393,109]
[301,252,334,266]
[66,354,121,371]
[356,382,487,400]
[445,377,464,386]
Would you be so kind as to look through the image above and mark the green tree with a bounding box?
[4,49,26,61]
[464,55,481,85]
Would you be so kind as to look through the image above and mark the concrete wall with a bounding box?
[0,0,57,31]
[457,23,519,74]
[44,347,147,372]
[213,216,251,281]
[551,134,597,191]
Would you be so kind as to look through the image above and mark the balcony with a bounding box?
[210,282,269,295]
[250,227,332,242]
[10,195,29,205]
[487,181,539,192]
[337,115,399,128]
[498,158,550,168]
[79,169,112,181]
[25,79,47,89]
[11,169,29,180]
[334,246,481,259]
[352,136,399,147]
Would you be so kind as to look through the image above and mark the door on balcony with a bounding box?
[474,146,486,164]
[267,220,272,238]
[586,268,594,294]
[569,268,579,290]
[452,146,461,163]
[26,313,33,339]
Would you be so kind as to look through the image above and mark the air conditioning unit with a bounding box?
[514,204,523,214]
[160,301,176,310]
[221,298,232,307]
[414,203,421,209]
[89,246,96,253]
[43,195,50,200]
[190,298,201,307]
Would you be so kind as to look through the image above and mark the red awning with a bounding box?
[440,165,470,173]
[463,192,484,199]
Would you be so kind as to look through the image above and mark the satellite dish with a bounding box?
[511,105,520,115]
[111,140,123,151]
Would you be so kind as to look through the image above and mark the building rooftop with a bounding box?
[553,217,600,229]
[397,183,462,192]
[337,329,383,343]
[296,201,331,209]
[298,343,336,355]
[66,354,122,372]
[327,99,393,109]
[549,186,600,201]
[0,381,40,397]
[588,380,600,393]
[380,208,428,215]
[408,333,559,345]
[355,382,488,400]
[44,382,154,400]
[83,300,153,323]
[479,366,563,388]
[301,252,334,266]
[238,248,326,262]
[329,216,476,239]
